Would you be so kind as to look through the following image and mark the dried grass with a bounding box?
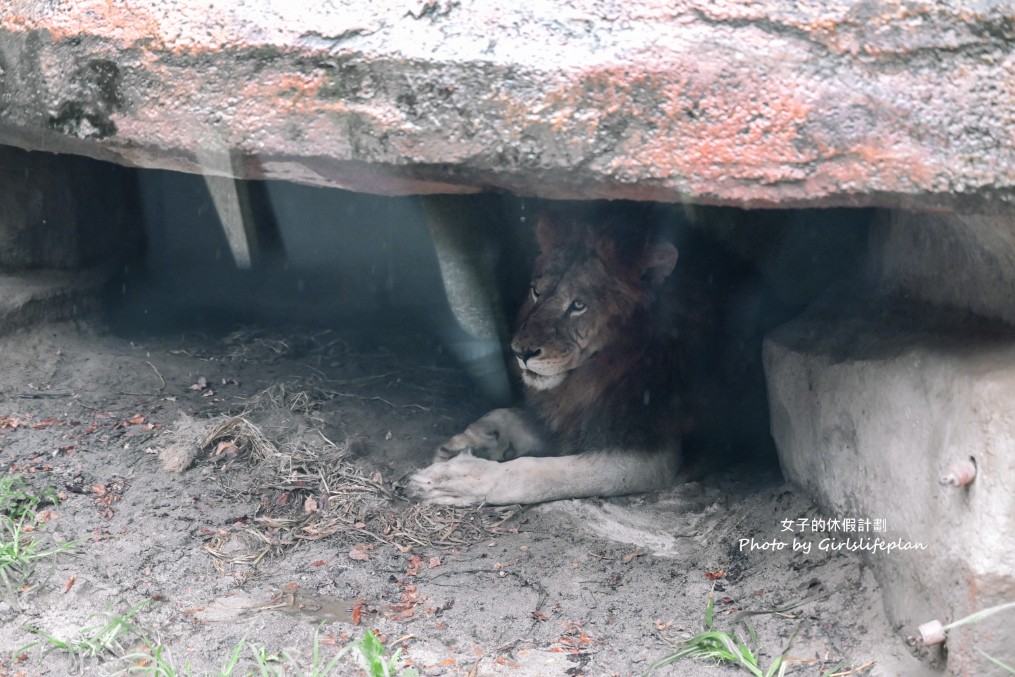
[245,382,320,416]
[200,384,521,569]
[201,416,278,465]
[222,328,297,361]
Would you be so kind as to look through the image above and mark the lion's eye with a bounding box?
[568,300,587,315]
[530,285,541,301]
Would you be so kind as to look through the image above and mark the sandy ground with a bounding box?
[0,318,931,676]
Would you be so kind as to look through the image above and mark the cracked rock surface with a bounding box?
[1,1,1014,208]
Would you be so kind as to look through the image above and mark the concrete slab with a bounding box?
[2,2,1014,208]
[872,211,1015,327]
[764,301,1015,674]
[0,270,107,335]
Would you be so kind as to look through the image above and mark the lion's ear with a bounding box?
[641,240,678,286]
[535,213,564,253]
[535,212,583,254]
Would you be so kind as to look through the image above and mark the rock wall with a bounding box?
[765,213,1015,674]
[765,301,1015,673]
[0,146,140,270]
[1,1,1014,209]
[872,212,1015,327]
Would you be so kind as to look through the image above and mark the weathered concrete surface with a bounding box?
[0,145,140,270]
[0,270,107,334]
[872,211,1015,326]
[765,303,1015,675]
[1,1,1014,209]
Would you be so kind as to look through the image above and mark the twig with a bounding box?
[325,390,430,411]
[146,361,167,391]
[826,659,877,676]
[115,358,169,398]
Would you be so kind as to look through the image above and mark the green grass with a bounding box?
[303,631,354,677]
[0,474,78,608]
[646,592,792,677]
[121,630,417,676]
[20,602,150,672]
[941,600,1015,633]
[0,475,59,518]
[353,631,418,677]
[933,600,1015,673]
[21,608,414,677]
[979,649,1015,674]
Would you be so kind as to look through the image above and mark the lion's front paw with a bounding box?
[407,452,501,506]
[434,419,510,463]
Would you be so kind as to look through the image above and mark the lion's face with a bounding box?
[510,215,678,391]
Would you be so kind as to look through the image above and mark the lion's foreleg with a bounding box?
[409,447,679,506]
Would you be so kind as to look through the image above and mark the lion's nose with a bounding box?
[513,347,542,364]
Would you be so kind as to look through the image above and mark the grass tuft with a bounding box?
[0,475,78,609]
[22,610,410,677]
[19,601,150,672]
[649,588,807,677]
[647,591,792,677]
[353,630,418,677]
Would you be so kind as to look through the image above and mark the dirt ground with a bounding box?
[0,317,931,676]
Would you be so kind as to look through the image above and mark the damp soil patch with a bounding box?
[0,320,925,675]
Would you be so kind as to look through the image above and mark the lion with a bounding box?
[408,208,720,506]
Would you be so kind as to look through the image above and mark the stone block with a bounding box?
[765,305,1015,674]
[2,2,1014,208]
[872,211,1015,327]
[0,146,140,270]
[0,270,106,334]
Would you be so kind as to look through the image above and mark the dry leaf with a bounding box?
[63,576,76,593]
[622,548,648,564]
[115,414,146,428]
[428,556,441,569]
[705,569,726,580]
[385,603,416,620]
[304,496,319,513]
[351,601,364,625]
[349,544,374,561]
[0,416,26,430]
[214,440,239,458]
